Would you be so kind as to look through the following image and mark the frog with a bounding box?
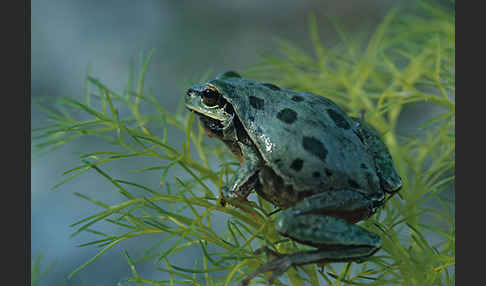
[184,71,402,285]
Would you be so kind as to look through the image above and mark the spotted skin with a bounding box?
[209,76,379,196]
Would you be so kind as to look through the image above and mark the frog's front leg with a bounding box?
[241,190,381,286]
[220,142,262,206]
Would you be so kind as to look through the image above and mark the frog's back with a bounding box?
[214,78,381,194]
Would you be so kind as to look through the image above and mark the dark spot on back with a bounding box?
[360,163,368,169]
[291,95,304,102]
[325,169,332,177]
[277,108,298,124]
[262,83,280,90]
[290,158,304,171]
[327,109,351,129]
[248,115,255,122]
[249,96,264,110]
[312,172,320,178]
[348,179,360,189]
[302,136,328,161]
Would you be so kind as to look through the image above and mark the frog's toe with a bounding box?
[240,255,292,286]
[219,197,227,207]
[253,246,282,259]
[219,195,227,207]
[220,186,233,206]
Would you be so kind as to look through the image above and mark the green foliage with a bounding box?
[33,1,454,285]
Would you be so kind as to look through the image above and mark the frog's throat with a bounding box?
[188,106,235,137]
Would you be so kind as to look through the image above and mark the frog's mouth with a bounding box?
[185,104,228,121]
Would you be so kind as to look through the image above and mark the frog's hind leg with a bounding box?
[241,190,381,286]
[351,117,402,193]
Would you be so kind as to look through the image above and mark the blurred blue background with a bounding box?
[30,1,448,285]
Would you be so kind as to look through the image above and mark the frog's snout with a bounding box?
[185,88,197,102]
[184,88,201,109]
[186,88,196,97]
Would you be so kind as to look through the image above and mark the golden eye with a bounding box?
[202,87,219,107]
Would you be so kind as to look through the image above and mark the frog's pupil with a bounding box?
[202,89,219,106]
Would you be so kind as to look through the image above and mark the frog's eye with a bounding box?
[202,87,220,107]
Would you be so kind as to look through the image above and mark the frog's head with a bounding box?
[185,71,242,139]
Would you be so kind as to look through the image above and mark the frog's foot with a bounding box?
[219,186,234,207]
[240,254,292,286]
[253,246,282,260]
[220,142,262,207]
[220,186,255,207]
[220,186,261,221]
[241,246,378,286]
